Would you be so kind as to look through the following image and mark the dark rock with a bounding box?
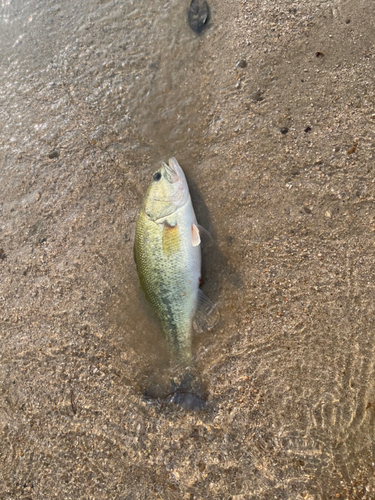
[48,149,60,159]
[236,59,247,68]
[280,127,289,135]
[188,0,210,34]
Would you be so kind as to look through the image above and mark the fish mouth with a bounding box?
[161,157,189,206]
[163,157,187,185]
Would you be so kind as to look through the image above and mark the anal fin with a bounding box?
[193,289,219,333]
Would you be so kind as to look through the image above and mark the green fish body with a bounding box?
[134,158,213,363]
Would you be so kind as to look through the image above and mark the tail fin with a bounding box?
[168,372,207,411]
[169,391,206,410]
[142,371,207,411]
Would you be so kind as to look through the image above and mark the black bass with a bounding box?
[134,157,215,364]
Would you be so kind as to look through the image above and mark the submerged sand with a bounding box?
[1,0,375,498]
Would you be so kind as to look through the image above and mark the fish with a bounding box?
[134,157,216,366]
[188,0,210,34]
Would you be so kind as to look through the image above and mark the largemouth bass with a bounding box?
[134,157,215,364]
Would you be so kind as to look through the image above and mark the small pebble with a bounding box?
[280,127,289,135]
[250,89,263,102]
[236,59,247,68]
[48,149,60,159]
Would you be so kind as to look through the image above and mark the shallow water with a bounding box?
[1,0,375,498]
[1,0,211,163]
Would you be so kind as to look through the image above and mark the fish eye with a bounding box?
[153,172,162,182]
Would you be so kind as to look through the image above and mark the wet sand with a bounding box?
[1,0,375,498]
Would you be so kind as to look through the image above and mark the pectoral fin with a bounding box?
[191,223,201,247]
[193,289,219,333]
[197,224,213,244]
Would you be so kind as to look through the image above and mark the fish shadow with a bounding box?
[187,175,243,305]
